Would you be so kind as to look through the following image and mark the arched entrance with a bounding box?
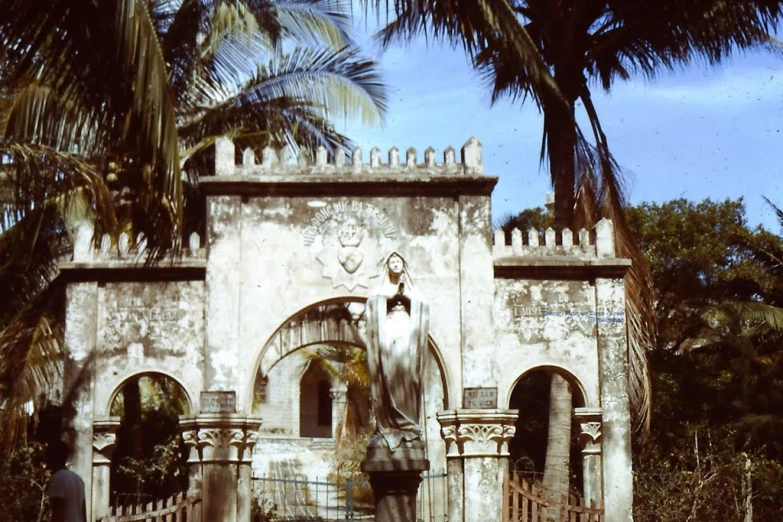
[91,372,192,520]
[108,373,191,507]
[248,298,450,519]
[507,366,603,520]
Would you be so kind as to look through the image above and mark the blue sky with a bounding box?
[340,19,783,232]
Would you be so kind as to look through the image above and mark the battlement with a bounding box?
[493,218,616,259]
[212,137,483,177]
[69,221,205,264]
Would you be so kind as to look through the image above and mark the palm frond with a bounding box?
[273,0,356,48]
[0,0,183,255]
[117,0,182,253]
[368,0,564,109]
[573,90,656,437]
[703,302,783,332]
[246,47,387,125]
[1,81,106,158]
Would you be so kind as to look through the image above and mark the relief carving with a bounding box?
[181,422,260,464]
[304,201,397,291]
[92,432,118,464]
[437,411,517,458]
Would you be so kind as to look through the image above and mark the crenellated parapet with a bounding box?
[212,137,483,177]
[69,220,205,264]
[493,218,617,260]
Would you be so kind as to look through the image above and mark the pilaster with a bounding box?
[180,415,261,522]
[595,275,633,522]
[575,408,603,505]
[437,409,517,522]
[91,418,121,520]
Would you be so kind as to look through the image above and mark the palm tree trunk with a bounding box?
[545,77,579,231]
[122,376,144,497]
[543,374,572,522]
[543,80,578,518]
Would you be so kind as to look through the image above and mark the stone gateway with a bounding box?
[59,138,634,522]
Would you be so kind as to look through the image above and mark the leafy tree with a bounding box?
[0,442,51,522]
[627,198,779,353]
[629,197,783,517]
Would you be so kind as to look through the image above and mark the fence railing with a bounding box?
[505,475,603,522]
[97,492,202,522]
[506,474,549,522]
[558,494,603,522]
[253,470,447,522]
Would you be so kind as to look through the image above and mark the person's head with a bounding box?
[45,440,69,471]
[387,253,404,275]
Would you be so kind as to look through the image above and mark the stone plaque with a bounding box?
[463,387,498,409]
[200,391,236,414]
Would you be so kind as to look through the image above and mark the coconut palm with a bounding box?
[0,0,387,449]
[306,344,372,444]
[363,0,783,439]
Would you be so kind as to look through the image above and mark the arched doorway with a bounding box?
[299,362,333,438]
[248,298,449,519]
[107,373,191,508]
[508,367,587,519]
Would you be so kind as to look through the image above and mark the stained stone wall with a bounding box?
[94,281,205,415]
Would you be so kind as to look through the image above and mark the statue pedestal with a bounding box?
[361,445,429,522]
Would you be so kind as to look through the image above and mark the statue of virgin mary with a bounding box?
[364,251,429,453]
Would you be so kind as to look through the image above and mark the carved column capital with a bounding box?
[92,417,121,464]
[179,414,262,464]
[574,407,602,455]
[437,409,518,458]
[329,381,348,402]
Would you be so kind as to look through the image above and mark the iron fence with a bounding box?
[252,470,447,522]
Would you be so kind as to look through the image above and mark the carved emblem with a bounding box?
[304,202,398,291]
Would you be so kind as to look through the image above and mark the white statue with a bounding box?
[365,252,429,453]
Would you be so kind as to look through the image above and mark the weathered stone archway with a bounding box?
[506,366,603,509]
[249,297,452,486]
[59,137,634,522]
[250,298,452,412]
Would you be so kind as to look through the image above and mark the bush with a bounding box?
[0,443,51,522]
[634,430,783,521]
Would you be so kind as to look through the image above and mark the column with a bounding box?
[437,409,517,522]
[180,415,262,522]
[91,418,121,520]
[329,382,348,439]
[574,408,603,506]
[595,275,634,521]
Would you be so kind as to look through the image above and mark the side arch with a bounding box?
[104,371,194,418]
[247,297,452,411]
[506,364,590,410]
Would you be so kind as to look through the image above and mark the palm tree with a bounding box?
[306,344,372,445]
[362,0,783,438]
[0,0,387,449]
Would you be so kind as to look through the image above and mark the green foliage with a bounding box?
[251,496,278,522]
[630,197,783,517]
[494,206,554,244]
[0,442,51,522]
[627,198,780,351]
[634,432,783,522]
[110,375,189,505]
